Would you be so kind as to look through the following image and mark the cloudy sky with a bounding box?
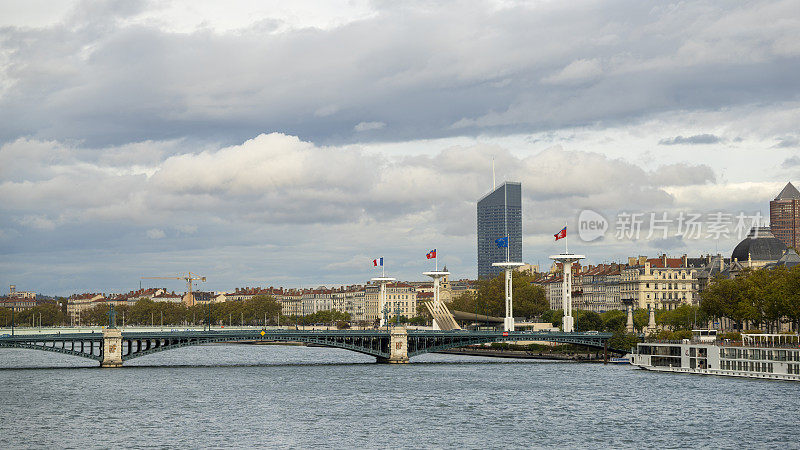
[1,0,799,295]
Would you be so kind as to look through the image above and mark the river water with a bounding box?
[1,344,798,449]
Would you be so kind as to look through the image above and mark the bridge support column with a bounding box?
[101,328,123,368]
[377,327,408,364]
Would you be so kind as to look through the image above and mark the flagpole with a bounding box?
[565,221,569,254]
[435,251,438,271]
[382,258,385,278]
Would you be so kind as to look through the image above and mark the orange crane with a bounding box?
[141,272,206,307]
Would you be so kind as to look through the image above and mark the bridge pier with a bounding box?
[101,328,123,368]
[377,327,408,364]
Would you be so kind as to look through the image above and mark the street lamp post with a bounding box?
[475,295,478,330]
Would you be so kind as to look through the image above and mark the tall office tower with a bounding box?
[770,182,800,249]
[477,181,522,278]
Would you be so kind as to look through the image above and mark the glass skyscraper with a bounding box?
[477,181,522,278]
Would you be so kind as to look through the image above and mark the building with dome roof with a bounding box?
[731,226,787,268]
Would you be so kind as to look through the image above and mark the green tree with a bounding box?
[513,283,548,319]
[83,303,111,325]
[608,329,639,352]
[541,309,562,327]
[0,307,12,326]
[576,310,603,331]
[600,310,627,332]
[657,305,705,331]
[786,266,800,331]
[30,302,68,326]
[633,308,649,332]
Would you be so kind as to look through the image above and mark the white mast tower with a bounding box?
[549,223,584,333]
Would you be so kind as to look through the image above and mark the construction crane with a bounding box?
[141,272,206,307]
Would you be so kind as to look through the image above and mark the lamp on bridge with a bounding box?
[107,305,117,329]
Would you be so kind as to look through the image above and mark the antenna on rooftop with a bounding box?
[492,157,496,190]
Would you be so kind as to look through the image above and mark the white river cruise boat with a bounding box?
[632,330,800,382]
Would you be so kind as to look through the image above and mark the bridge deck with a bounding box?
[0,329,618,364]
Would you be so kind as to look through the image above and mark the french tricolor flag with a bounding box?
[426,249,436,259]
[372,257,383,267]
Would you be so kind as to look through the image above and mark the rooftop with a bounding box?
[732,226,787,262]
[774,182,800,200]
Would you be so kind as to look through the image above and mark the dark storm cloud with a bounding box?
[658,134,722,145]
[0,0,799,148]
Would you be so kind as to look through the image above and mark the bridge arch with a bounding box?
[406,331,616,357]
[119,332,390,361]
[0,335,103,361]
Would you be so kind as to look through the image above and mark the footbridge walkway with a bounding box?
[0,327,617,367]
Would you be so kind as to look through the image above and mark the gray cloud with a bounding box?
[1,1,797,293]
[782,156,800,168]
[649,163,716,186]
[1,1,799,147]
[774,136,800,148]
[354,121,386,132]
[659,134,722,145]
[648,236,687,251]
[0,133,726,292]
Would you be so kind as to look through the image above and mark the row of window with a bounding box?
[721,348,800,361]
[645,283,693,290]
[651,271,695,279]
[722,360,774,372]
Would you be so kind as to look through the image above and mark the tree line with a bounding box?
[447,271,549,319]
[700,265,800,332]
[0,302,67,327]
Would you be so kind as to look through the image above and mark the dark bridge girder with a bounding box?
[1,329,618,365]
[407,330,617,356]
[119,330,393,361]
[0,333,104,361]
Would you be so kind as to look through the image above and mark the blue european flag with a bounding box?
[495,236,508,248]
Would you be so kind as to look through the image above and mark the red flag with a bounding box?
[554,227,567,241]
[426,249,437,259]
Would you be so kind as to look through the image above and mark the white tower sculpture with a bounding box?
[492,261,524,331]
[549,224,584,333]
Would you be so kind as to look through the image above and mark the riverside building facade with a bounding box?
[620,255,699,310]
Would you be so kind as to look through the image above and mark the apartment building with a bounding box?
[620,255,699,310]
